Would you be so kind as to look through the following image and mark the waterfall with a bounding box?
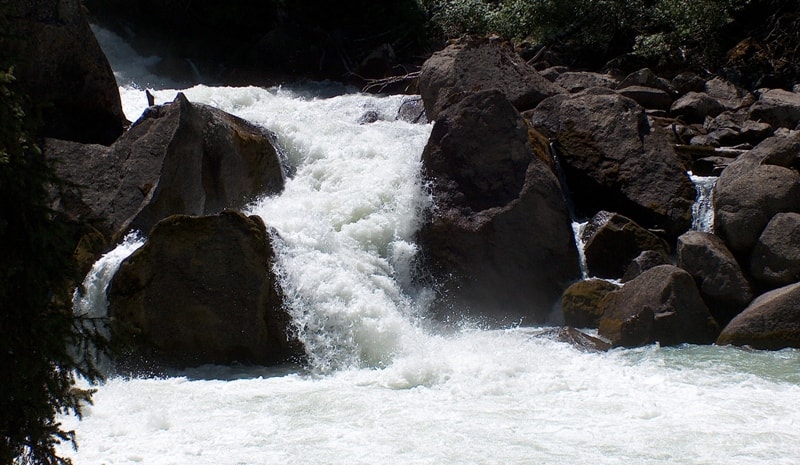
[689,172,717,233]
[549,142,589,279]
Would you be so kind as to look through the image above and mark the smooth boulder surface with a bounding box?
[529,88,695,238]
[418,37,563,121]
[749,89,800,129]
[717,282,800,350]
[598,265,720,347]
[418,90,580,324]
[560,279,620,329]
[5,0,126,144]
[47,93,285,243]
[108,211,297,368]
[750,213,800,288]
[677,231,753,325]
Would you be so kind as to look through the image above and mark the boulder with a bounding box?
[108,211,298,367]
[554,71,618,93]
[712,134,800,254]
[417,90,581,324]
[616,68,672,93]
[418,37,564,120]
[621,249,671,282]
[749,89,800,129]
[670,92,725,123]
[598,265,720,347]
[717,282,800,350]
[617,86,673,111]
[5,0,126,144]
[529,88,696,238]
[671,72,706,96]
[581,211,671,279]
[47,93,285,243]
[560,279,620,329]
[676,231,753,325]
[704,77,754,111]
[532,327,611,352]
[750,212,800,288]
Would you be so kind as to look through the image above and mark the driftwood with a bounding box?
[362,71,421,93]
[674,144,749,158]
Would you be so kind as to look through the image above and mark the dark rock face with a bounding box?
[418,90,581,324]
[554,72,618,93]
[6,0,125,144]
[670,92,725,123]
[418,37,564,121]
[560,279,619,329]
[676,231,753,325]
[717,282,800,350]
[621,249,671,282]
[713,135,800,254]
[529,89,695,238]
[108,211,298,367]
[750,213,800,288]
[581,211,671,280]
[617,86,673,111]
[598,265,720,347]
[47,93,285,243]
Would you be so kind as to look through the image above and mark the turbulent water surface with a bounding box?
[58,27,800,465]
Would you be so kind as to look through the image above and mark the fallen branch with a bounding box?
[362,71,421,93]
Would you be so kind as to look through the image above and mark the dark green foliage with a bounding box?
[1,8,105,465]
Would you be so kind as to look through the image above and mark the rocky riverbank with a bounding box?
[12,0,800,368]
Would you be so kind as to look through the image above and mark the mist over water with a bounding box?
[59,26,800,465]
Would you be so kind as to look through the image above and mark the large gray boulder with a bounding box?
[529,88,696,238]
[598,265,720,347]
[47,93,285,243]
[676,231,752,325]
[717,281,800,350]
[5,0,126,144]
[417,90,581,324]
[108,211,298,368]
[749,89,800,129]
[712,133,800,254]
[418,37,564,121]
[750,213,800,288]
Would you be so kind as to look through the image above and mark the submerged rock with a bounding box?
[108,211,298,368]
[418,90,580,324]
[598,265,720,348]
[717,281,800,350]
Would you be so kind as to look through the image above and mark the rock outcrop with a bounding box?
[417,90,580,324]
[717,282,800,350]
[6,0,126,144]
[418,37,564,121]
[529,88,695,238]
[598,265,720,347]
[108,211,298,368]
[48,93,285,245]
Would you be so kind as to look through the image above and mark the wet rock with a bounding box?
[676,231,753,325]
[749,89,800,129]
[108,211,299,368]
[529,89,695,238]
[6,0,126,144]
[396,96,428,124]
[560,279,620,329]
[418,90,580,324]
[750,213,800,288]
[46,93,285,243]
[598,265,720,348]
[533,327,611,352]
[581,211,671,280]
[418,37,564,120]
[717,282,800,350]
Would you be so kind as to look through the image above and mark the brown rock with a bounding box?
[561,279,620,329]
[750,213,800,288]
[717,282,800,350]
[749,89,800,129]
[598,265,720,347]
[108,211,298,368]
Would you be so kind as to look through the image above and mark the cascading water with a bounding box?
[57,25,800,465]
[689,171,717,233]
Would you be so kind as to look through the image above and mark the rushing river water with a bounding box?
[58,26,800,465]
